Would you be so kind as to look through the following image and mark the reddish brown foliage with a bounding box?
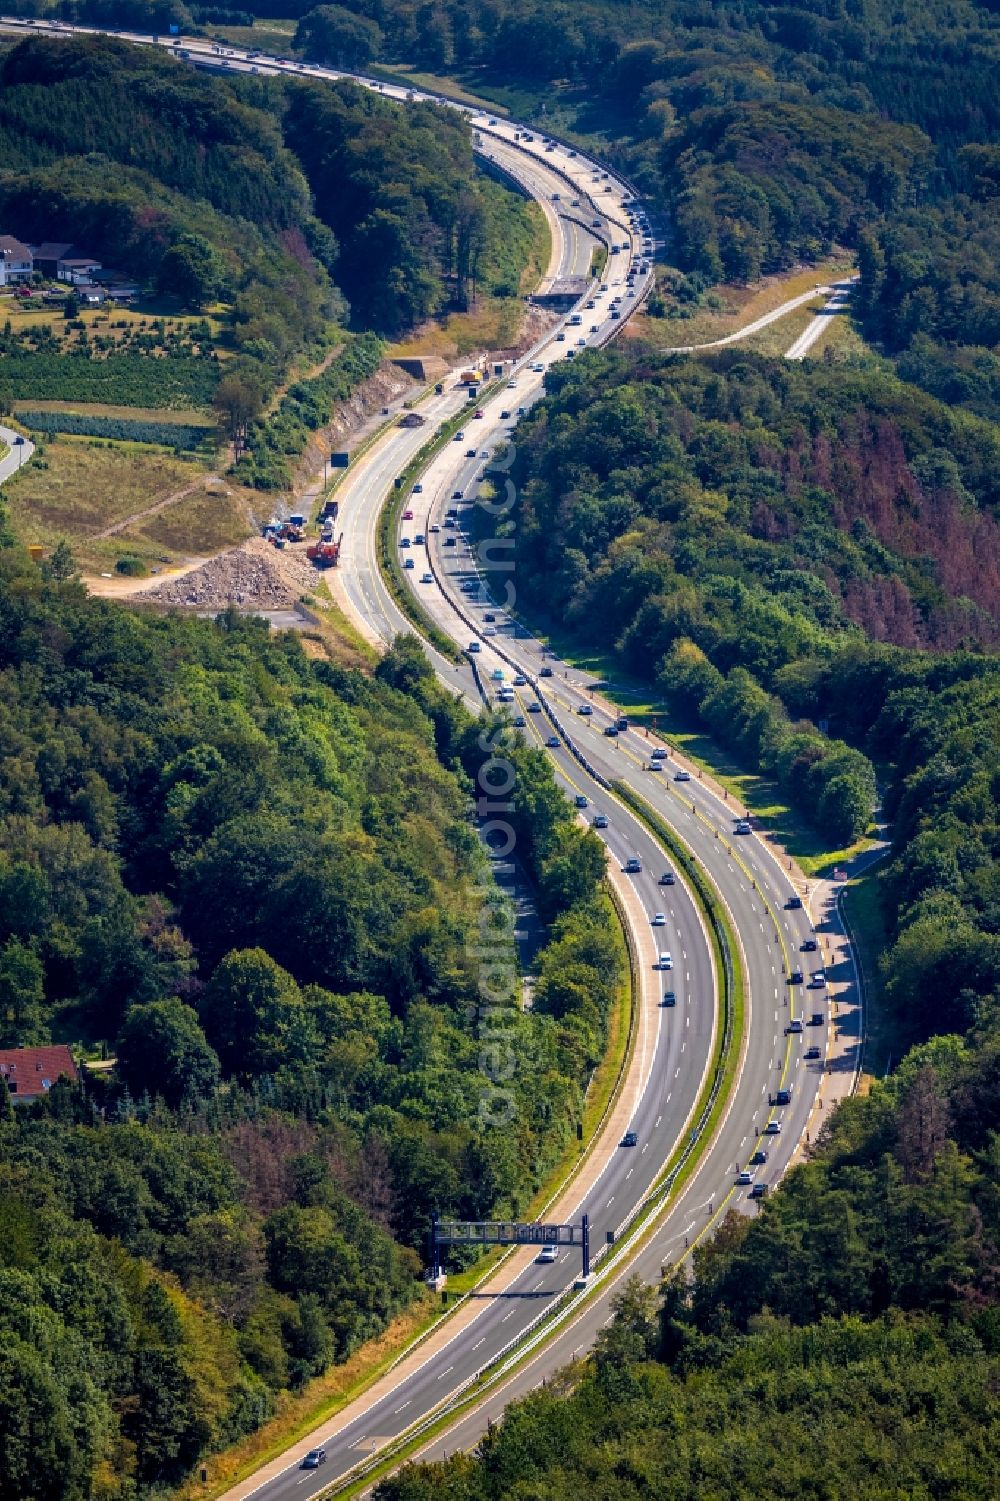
[761,411,1000,648]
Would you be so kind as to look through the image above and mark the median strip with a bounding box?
[376,385,506,660]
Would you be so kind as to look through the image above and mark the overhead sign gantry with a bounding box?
[431,1213,590,1281]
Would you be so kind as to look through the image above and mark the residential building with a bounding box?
[0,235,34,286]
[58,254,103,285]
[31,241,75,277]
[0,1044,77,1103]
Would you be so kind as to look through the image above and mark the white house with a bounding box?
[0,236,33,286]
[58,254,103,285]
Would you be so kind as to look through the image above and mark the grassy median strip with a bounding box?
[610,782,744,1201]
[376,380,506,661]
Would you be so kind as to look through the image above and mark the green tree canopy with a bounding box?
[116,998,220,1109]
[156,233,228,311]
[296,6,384,69]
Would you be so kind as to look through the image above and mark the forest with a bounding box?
[503,344,999,847]
[0,33,335,389]
[379,1039,1000,1496]
[7,7,997,411]
[367,261,1000,1501]
[275,0,999,412]
[0,521,624,1496]
[1,8,997,1495]
[0,31,539,404]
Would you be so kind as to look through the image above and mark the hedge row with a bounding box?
[19,411,215,450]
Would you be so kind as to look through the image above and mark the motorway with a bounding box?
[0,19,861,1498]
[234,61,841,1501]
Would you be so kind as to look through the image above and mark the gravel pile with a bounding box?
[136,536,313,611]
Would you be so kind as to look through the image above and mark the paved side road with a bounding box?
[785,278,857,360]
[0,424,34,486]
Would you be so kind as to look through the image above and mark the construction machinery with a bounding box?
[263,520,304,545]
[307,534,343,568]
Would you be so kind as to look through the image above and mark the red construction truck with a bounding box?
[306,534,343,568]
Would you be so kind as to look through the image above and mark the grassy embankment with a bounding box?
[367,58,620,150]
[390,195,549,362]
[842,864,892,1086]
[5,441,256,574]
[740,297,828,356]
